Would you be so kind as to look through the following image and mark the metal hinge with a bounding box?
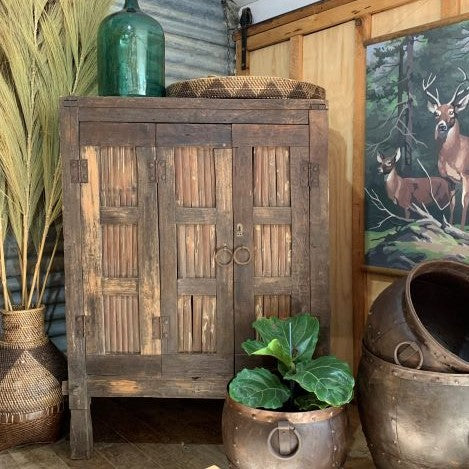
[70,159,88,183]
[148,159,166,183]
[152,317,161,339]
[308,162,320,188]
[75,315,86,337]
[152,316,169,340]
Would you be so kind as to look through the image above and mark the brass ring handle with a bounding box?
[214,245,233,267]
[393,341,424,370]
[267,421,302,460]
[233,246,252,266]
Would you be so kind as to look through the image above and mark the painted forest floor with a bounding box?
[0,399,374,468]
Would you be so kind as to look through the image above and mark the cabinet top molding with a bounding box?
[61,96,328,111]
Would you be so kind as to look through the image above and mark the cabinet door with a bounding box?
[232,125,312,355]
[79,123,161,364]
[158,125,234,379]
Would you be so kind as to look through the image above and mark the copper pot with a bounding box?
[222,396,348,469]
[358,345,469,468]
[364,260,469,372]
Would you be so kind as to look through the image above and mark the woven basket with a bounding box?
[0,306,67,451]
[166,76,325,100]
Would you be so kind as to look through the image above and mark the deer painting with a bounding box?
[423,68,469,228]
[377,148,452,220]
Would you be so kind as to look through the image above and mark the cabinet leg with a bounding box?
[70,402,93,459]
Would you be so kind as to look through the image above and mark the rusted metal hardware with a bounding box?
[239,8,252,71]
[364,260,469,372]
[222,396,348,469]
[266,421,301,460]
[358,345,469,468]
[70,159,88,184]
[215,245,233,267]
[233,246,252,266]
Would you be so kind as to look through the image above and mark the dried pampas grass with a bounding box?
[0,0,114,310]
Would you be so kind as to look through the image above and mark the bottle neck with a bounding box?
[124,0,140,11]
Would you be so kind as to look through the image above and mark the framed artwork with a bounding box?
[364,19,469,271]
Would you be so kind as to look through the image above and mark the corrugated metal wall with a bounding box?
[8,1,234,353]
[113,0,236,81]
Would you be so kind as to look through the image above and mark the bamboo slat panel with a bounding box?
[463,0,469,13]
[371,0,442,38]
[175,147,215,208]
[177,296,216,353]
[99,147,138,207]
[102,225,138,278]
[177,225,216,279]
[254,225,292,278]
[255,295,291,320]
[249,42,290,77]
[103,295,140,354]
[253,147,290,207]
[98,146,142,355]
[252,146,293,321]
[303,22,355,365]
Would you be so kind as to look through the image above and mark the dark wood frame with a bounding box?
[61,97,329,459]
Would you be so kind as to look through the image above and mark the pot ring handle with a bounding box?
[267,421,302,460]
[393,341,424,369]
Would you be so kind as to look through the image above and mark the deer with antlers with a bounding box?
[377,148,451,220]
[423,67,469,228]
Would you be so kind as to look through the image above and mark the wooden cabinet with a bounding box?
[61,97,329,458]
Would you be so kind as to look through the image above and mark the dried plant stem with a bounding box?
[26,220,49,309]
[0,235,11,311]
[38,228,61,307]
[0,0,114,311]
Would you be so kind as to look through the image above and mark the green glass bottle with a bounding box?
[97,0,165,97]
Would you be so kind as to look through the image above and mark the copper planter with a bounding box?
[358,346,469,468]
[364,260,469,372]
[222,396,348,469]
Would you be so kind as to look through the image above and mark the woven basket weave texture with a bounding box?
[166,76,326,100]
[0,306,67,451]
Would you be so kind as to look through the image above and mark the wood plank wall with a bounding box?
[236,0,469,369]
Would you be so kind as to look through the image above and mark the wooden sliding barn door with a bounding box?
[157,124,234,379]
[232,125,311,354]
[79,123,161,362]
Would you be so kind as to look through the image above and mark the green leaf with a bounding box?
[242,339,267,355]
[229,368,291,410]
[252,314,319,364]
[284,356,355,407]
[294,394,330,411]
[243,338,294,370]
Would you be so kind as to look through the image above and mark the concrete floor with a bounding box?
[0,399,375,468]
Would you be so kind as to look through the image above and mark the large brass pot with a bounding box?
[364,260,469,372]
[222,396,348,469]
[358,345,469,468]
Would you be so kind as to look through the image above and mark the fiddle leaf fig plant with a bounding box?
[229,314,355,411]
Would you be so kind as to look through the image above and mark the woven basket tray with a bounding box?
[166,76,325,100]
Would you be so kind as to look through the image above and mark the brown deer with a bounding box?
[377,148,452,220]
[423,68,469,228]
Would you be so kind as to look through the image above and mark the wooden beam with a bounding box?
[235,0,362,40]
[352,15,371,374]
[441,0,461,18]
[244,0,417,51]
[365,10,469,45]
[289,35,304,80]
